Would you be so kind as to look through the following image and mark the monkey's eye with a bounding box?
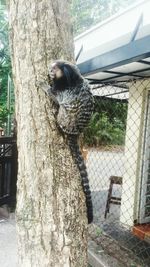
[51,65,59,73]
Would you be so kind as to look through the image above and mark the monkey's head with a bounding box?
[48,60,83,88]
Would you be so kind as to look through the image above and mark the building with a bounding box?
[75,0,150,242]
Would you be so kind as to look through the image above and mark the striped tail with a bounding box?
[68,135,93,224]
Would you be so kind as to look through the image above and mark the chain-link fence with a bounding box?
[85,79,150,267]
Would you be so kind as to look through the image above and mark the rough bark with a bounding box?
[9,0,88,266]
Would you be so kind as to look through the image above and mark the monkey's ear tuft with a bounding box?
[63,66,72,86]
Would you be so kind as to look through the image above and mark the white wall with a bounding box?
[120,79,150,226]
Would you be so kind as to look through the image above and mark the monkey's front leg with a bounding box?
[36,81,51,95]
[36,81,58,105]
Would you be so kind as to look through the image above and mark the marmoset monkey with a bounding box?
[38,60,94,223]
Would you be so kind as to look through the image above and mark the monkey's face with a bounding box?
[49,63,63,80]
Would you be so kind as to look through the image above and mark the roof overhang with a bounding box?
[77,34,150,83]
[75,0,150,84]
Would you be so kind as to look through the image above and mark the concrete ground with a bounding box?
[0,210,17,267]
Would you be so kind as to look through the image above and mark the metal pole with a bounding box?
[7,75,11,136]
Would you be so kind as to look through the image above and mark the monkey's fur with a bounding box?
[38,60,94,224]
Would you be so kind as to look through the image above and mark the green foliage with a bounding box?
[71,1,130,146]
[83,99,128,147]
[71,0,139,35]
[0,104,8,125]
[0,3,14,131]
[96,227,103,236]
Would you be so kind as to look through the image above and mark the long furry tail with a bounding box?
[68,135,93,224]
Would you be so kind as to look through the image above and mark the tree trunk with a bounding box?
[9,1,88,266]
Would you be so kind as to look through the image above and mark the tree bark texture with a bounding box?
[9,1,88,266]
